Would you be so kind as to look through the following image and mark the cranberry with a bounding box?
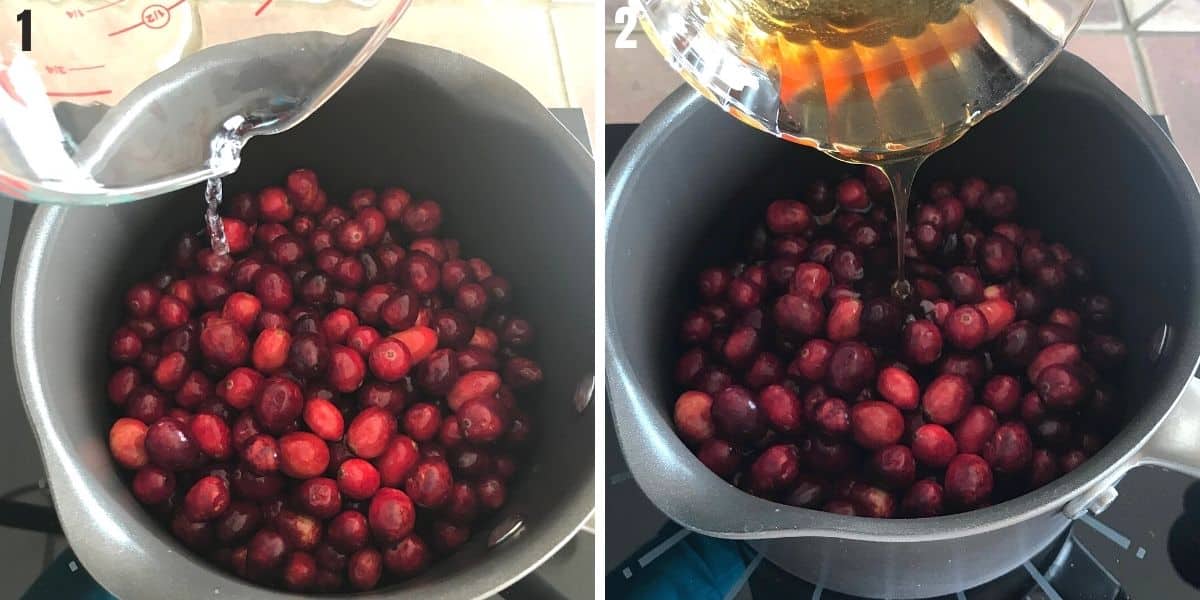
[902,480,945,517]
[922,374,972,425]
[405,458,453,508]
[757,385,803,434]
[199,318,250,369]
[109,417,150,469]
[712,386,765,441]
[954,406,998,454]
[110,327,143,363]
[375,435,421,487]
[902,320,942,365]
[812,398,851,438]
[871,445,915,489]
[790,262,832,298]
[981,185,1018,219]
[403,403,442,441]
[277,432,330,479]
[836,179,869,211]
[252,377,301,434]
[785,339,831,382]
[911,424,957,467]
[325,510,369,554]
[944,454,993,509]
[184,475,230,521]
[171,513,215,551]
[242,434,280,474]
[829,248,864,283]
[190,414,232,460]
[347,548,383,591]
[1036,363,1089,410]
[827,341,875,395]
[945,267,984,303]
[145,418,203,471]
[1060,449,1088,473]
[383,534,431,579]
[824,499,857,515]
[346,407,397,459]
[132,466,175,504]
[747,444,800,494]
[417,348,459,394]
[772,294,824,337]
[447,370,502,412]
[697,439,740,478]
[726,278,762,311]
[673,391,715,443]
[942,306,987,350]
[475,476,507,511]
[876,367,918,410]
[253,266,293,313]
[151,351,191,392]
[1029,449,1059,488]
[827,298,862,341]
[328,345,367,392]
[850,401,903,449]
[504,356,543,388]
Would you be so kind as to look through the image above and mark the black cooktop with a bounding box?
[604,121,1200,600]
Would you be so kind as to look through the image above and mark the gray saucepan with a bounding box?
[12,40,594,599]
[606,52,1200,599]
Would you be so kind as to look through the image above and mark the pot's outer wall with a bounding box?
[14,41,594,599]
[606,53,1200,599]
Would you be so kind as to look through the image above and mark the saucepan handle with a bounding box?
[1136,377,1200,479]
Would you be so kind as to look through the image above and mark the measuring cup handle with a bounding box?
[1137,377,1200,479]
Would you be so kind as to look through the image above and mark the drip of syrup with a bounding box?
[872,155,924,301]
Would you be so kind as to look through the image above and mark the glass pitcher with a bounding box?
[0,0,408,205]
[635,0,1095,162]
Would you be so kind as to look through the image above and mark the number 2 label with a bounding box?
[614,3,638,49]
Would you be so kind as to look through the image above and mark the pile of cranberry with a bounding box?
[672,170,1128,518]
[105,169,542,592]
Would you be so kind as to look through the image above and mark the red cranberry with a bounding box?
[190,414,232,460]
[1060,450,1087,473]
[813,398,851,438]
[108,366,143,406]
[345,325,383,357]
[216,367,263,411]
[347,407,397,459]
[827,341,876,395]
[279,432,330,479]
[145,418,204,471]
[254,377,302,434]
[328,345,367,392]
[697,439,740,478]
[375,435,421,487]
[786,339,831,382]
[772,294,824,337]
[860,297,902,341]
[171,513,215,551]
[911,424,957,467]
[902,480,945,517]
[922,374,972,425]
[983,422,1034,474]
[982,185,1018,220]
[199,318,249,368]
[405,459,453,508]
[302,397,344,441]
[765,199,813,234]
[291,477,341,520]
[369,487,417,544]
[902,320,943,365]
[712,386,765,442]
[758,385,803,434]
[400,200,442,235]
[230,467,283,501]
[824,499,857,515]
[403,403,441,441]
[253,266,293,312]
[1030,449,1060,487]
[748,444,800,494]
[981,375,1021,416]
[876,366,918,410]
[827,298,862,341]
[673,391,715,444]
[1036,363,1089,410]
[152,352,191,391]
[392,325,438,363]
[945,267,984,303]
[417,348,459,394]
[944,306,988,350]
[280,552,317,592]
[850,401,903,449]
[871,445,915,489]
[475,476,507,511]
[110,327,143,363]
[242,435,280,474]
[109,417,150,469]
[338,458,381,500]
[132,466,175,504]
[458,398,507,443]
[954,406,998,454]
[347,548,383,591]
[979,235,1017,279]
[184,475,230,521]
[328,510,369,553]
[836,179,869,211]
[944,454,994,509]
[726,278,762,311]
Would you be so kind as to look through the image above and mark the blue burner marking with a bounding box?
[1023,561,1065,600]
[1080,514,1132,550]
[722,553,763,600]
[637,528,690,568]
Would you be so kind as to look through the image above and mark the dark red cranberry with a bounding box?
[836,179,869,211]
[944,454,993,509]
[766,199,813,234]
[902,480,945,517]
[726,278,762,311]
[1060,450,1087,473]
[911,424,957,467]
[860,297,902,341]
[712,386,765,442]
[748,444,801,494]
[145,418,204,471]
[405,459,453,508]
[981,185,1018,220]
[758,385,803,434]
[698,268,733,300]
[953,406,998,454]
[696,439,740,478]
[813,398,851,438]
[902,320,943,365]
[871,445,915,489]
[830,248,864,283]
[773,294,824,337]
[1035,363,1088,410]
[945,267,984,303]
[791,262,832,298]
[827,341,876,396]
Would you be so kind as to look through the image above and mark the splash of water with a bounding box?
[204,177,228,255]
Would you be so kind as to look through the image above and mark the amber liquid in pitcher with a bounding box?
[640,0,1076,296]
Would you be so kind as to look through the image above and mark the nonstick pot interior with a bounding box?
[606,52,1200,541]
[15,41,594,599]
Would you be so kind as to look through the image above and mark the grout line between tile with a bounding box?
[1130,0,1173,29]
[1114,0,1162,113]
[547,6,573,106]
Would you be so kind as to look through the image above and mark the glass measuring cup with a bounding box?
[634,0,1094,162]
[0,0,409,205]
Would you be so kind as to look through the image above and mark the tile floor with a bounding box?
[604,0,1200,174]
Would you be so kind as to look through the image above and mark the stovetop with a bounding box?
[604,121,1200,600]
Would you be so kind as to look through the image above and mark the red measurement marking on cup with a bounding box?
[108,0,186,36]
[45,65,105,75]
[45,90,112,97]
[254,0,273,16]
